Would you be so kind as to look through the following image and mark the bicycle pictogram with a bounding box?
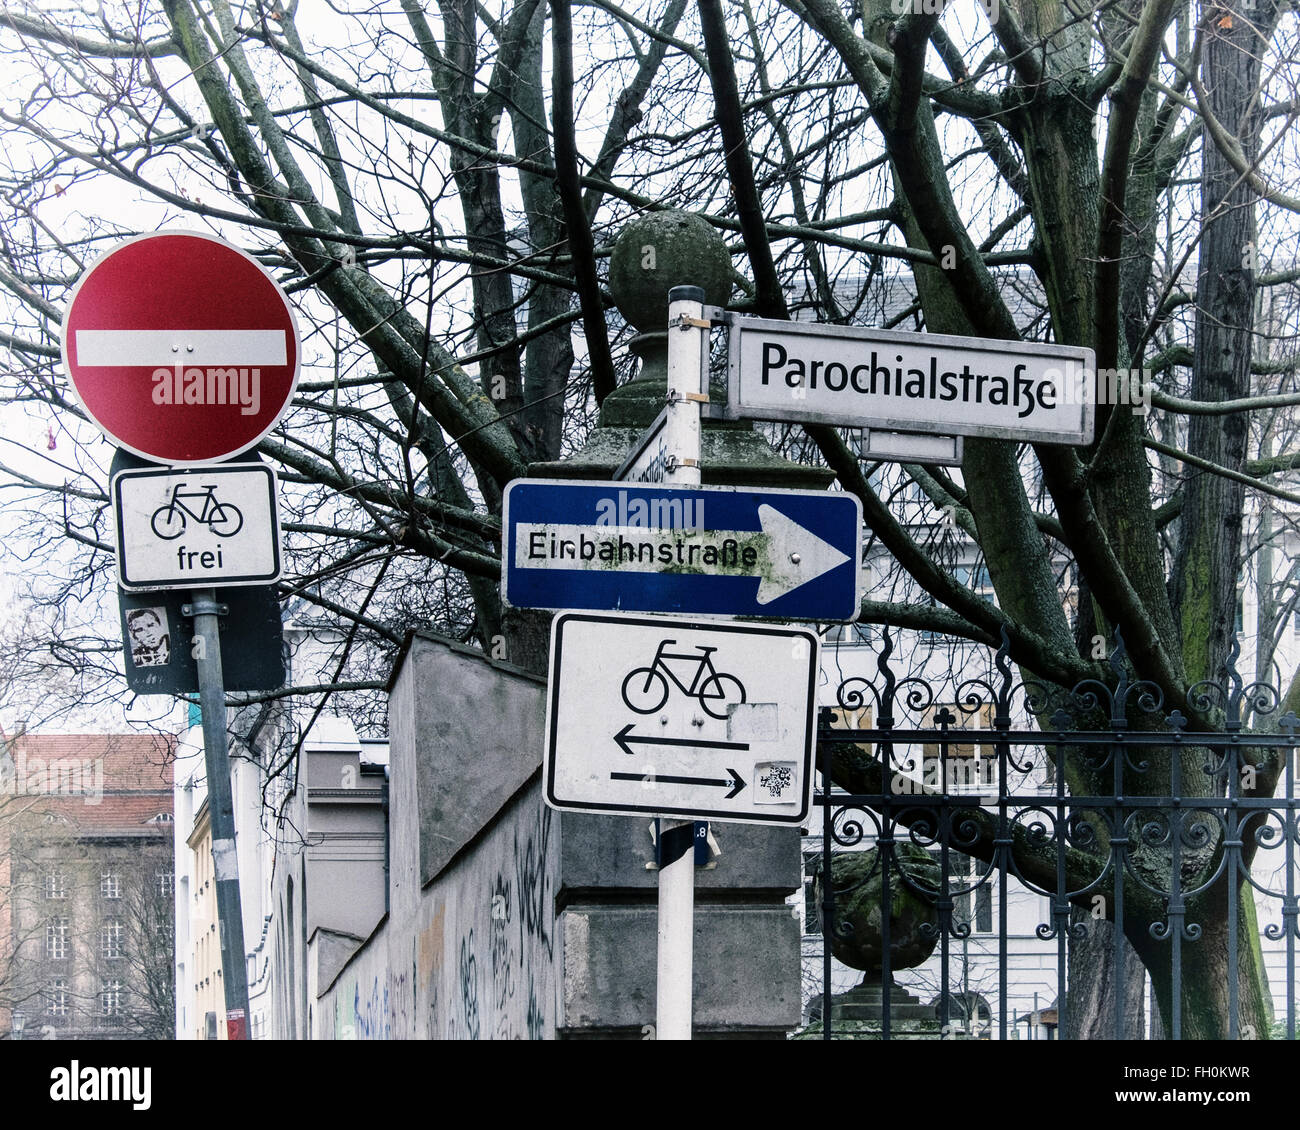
[620,638,747,720]
[150,483,244,540]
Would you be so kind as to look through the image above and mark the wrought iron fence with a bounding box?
[809,629,1299,1040]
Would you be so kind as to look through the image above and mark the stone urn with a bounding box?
[811,841,941,1022]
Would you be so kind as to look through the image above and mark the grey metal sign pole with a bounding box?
[185,587,252,1040]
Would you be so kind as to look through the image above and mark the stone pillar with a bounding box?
[530,210,834,490]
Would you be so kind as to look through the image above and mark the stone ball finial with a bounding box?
[814,843,940,975]
[609,210,733,332]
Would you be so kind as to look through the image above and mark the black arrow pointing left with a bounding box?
[614,723,750,757]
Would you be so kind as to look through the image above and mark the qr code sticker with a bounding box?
[754,761,797,804]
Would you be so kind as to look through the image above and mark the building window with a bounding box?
[157,871,175,897]
[975,879,993,933]
[826,621,873,647]
[100,917,124,960]
[46,978,68,1017]
[46,917,69,960]
[100,871,120,900]
[953,853,994,934]
[955,564,996,603]
[802,849,822,935]
[100,980,122,1017]
[44,872,67,900]
[922,703,994,760]
[907,704,998,797]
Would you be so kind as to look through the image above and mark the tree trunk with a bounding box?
[1066,912,1147,1039]
[1135,880,1273,1039]
[1170,2,1278,686]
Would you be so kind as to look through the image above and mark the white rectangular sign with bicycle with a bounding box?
[544,611,819,825]
[112,463,282,590]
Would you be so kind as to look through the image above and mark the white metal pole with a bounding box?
[656,285,707,1040]
[663,286,706,492]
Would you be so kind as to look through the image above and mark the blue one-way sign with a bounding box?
[502,479,861,621]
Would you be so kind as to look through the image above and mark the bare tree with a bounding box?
[92,867,175,1040]
[0,0,1297,1036]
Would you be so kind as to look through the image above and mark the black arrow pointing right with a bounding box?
[610,768,746,799]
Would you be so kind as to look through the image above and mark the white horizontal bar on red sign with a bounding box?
[75,329,287,367]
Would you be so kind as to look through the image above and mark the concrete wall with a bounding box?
[315,777,557,1039]
[314,631,801,1039]
[314,634,557,1039]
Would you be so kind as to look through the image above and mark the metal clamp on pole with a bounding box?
[664,286,706,492]
[182,598,229,618]
[664,390,710,406]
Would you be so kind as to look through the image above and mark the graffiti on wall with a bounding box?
[526,978,545,1041]
[323,796,556,1040]
[490,872,514,1024]
[445,802,556,1039]
[453,930,481,1040]
[353,975,390,1040]
[515,805,553,961]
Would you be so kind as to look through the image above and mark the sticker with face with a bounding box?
[126,607,170,666]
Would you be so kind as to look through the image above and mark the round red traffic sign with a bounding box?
[61,231,300,465]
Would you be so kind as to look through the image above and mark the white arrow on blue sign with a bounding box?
[502,478,862,621]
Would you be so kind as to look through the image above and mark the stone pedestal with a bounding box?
[827,977,936,1021]
[796,978,943,1040]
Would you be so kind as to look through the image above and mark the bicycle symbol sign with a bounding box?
[620,639,746,720]
[151,483,244,540]
[112,463,281,590]
[545,611,820,825]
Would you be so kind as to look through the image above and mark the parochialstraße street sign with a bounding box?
[727,315,1096,445]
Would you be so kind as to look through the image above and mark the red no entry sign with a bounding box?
[61,231,300,464]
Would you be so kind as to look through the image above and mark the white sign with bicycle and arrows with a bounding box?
[112,463,282,590]
[544,611,819,825]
